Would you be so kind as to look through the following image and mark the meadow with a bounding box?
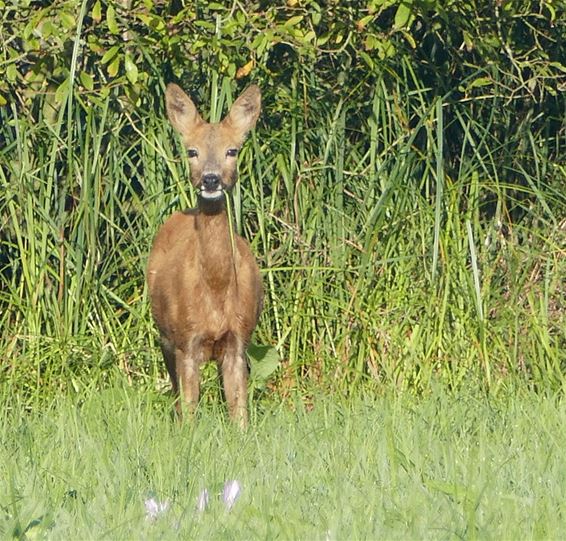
[2,382,566,539]
[1,1,565,538]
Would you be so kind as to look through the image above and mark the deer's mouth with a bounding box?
[199,185,224,200]
[198,173,227,201]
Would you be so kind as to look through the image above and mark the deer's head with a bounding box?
[165,83,261,204]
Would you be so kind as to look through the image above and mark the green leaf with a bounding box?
[467,76,492,90]
[41,20,57,38]
[248,343,280,387]
[101,45,120,64]
[394,1,414,30]
[92,0,102,22]
[107,55,120,77]
[79,71,94,91]
[549,61,566,74]
[23,19,36,40]
[364,34,381,51]
[6,63,18,82]
[55,78,70,104]
[401,29,416,49]
[316,33,331,46]
[359,51,375,69]
[138,13,165,31]
[107,5,119,34]
[194,20,215,30]
[303,30,316,43]
[356,15,374,31]
[461,34,473,52]
[124,54,138,84]
[284,15,303,27]
[379,39,396,59]
[60,10,75,29]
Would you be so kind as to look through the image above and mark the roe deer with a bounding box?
[147,83,263,427]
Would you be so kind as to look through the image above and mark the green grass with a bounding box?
[2,381,566,539]
[1,59,564,541]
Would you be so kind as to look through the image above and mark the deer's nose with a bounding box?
[202,174,221,191]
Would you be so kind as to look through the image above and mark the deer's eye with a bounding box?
[187,148,198,158]
[226,148,238,158]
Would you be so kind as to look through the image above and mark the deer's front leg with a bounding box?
[221,335,249,428]
[175,344,201,418]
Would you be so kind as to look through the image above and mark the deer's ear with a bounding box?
[165,84,203,134]
[224,85,261,138]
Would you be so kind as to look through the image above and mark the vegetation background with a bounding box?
[1,0,564,399]
[1,1,566,538]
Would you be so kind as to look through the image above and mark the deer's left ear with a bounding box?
[224,85,261,138]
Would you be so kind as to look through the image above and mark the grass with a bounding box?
[1,381,566,539]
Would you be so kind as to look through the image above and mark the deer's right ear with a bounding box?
[165,84,202,134]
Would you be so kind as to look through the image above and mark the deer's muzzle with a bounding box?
[200,174,224,200]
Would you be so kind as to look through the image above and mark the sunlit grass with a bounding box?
[1,383,566,539]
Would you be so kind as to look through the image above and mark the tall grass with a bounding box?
[0,52,565,403]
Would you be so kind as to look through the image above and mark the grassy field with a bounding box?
[2,380,566,540]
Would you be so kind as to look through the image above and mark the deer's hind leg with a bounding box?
[160,337,178,396]
[160,337,186,417]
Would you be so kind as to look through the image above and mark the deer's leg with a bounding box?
[175,340,203,418]
[161,337,185,417]
[160,337,178,396]
[221,333,249,428]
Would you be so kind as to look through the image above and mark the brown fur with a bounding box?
[147,83,263,427]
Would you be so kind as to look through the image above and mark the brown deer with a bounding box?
[147,83,263,427]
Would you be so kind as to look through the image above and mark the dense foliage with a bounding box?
[1,0,565,399]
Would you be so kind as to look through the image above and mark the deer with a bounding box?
[147,83,263,428]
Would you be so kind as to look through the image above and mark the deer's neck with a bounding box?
[195,204,236,291]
